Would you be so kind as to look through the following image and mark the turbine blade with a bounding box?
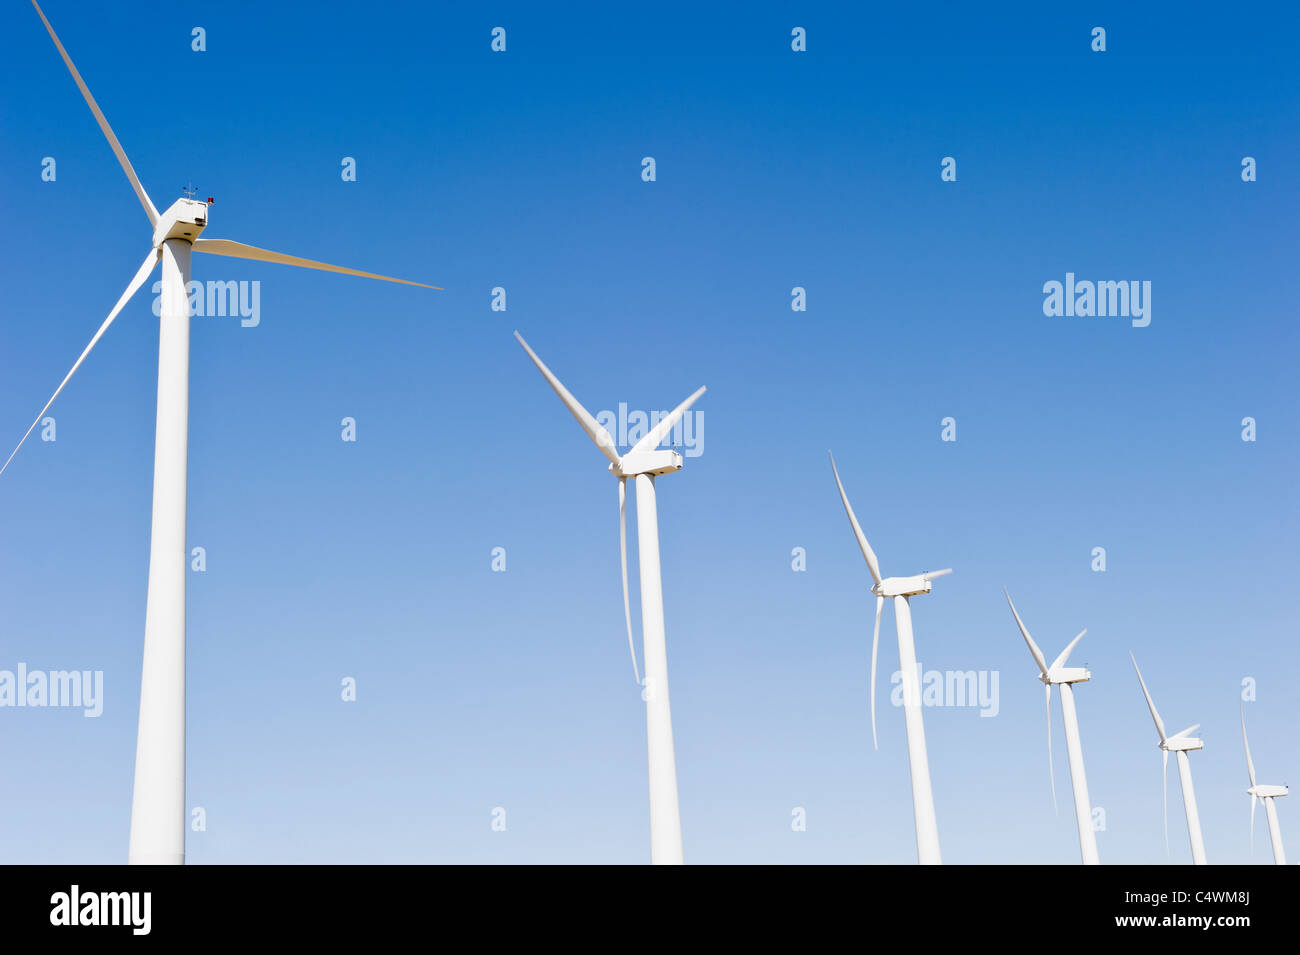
[1250,794,1257,854]
[1241,705,1257,788]
[1169,724,1200,740]
[192,238,440,289]
[921,568,952,581]
[1046,683,1057,814]
[1130,652,1167,742]
[31,0,158,226]
[1004,590,1049,677]
[618,477,640,685]
[513,332,621,466]
[1,248,159,477]
[827,451,882,586]
[626,386,706,457]
[1163,749,1170,855]
[870,595,883,750]
[1050,628,1086,671]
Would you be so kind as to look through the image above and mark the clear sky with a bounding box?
[0,1,1296,864]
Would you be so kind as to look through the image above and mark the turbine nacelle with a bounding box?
[872,569,952,599]
[152,197,209,247]
[873,575,931,598]
[611,449,683,479]
[1249,785,1289,799]
[1161,734,1204,753]
[1039,666,1091,686]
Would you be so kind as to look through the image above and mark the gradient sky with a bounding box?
[1,1,1297,864]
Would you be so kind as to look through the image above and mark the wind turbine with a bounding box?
[828,451,950,865]
[513,331,704,866]
[6,1,439,865]
[1129,654,1206,864]
[1004,591,1099,865]
[1241,706,1288,865]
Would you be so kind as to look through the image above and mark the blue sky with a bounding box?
[1,1,1297,864]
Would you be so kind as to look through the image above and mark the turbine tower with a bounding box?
[829,452,950,865]
[1242,707,1288,865]
[1130,654,1206,864]
[7,1,438,864]
[1004,591,1099,865]
[513,331,705,866]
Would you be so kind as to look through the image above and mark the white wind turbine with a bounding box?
[1241,706,1288,865]
[513,331,705,866]
[6,1,438,865]
[1129,654,1206,865]
[828,452,950,865]
[1004,591,1099,865]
